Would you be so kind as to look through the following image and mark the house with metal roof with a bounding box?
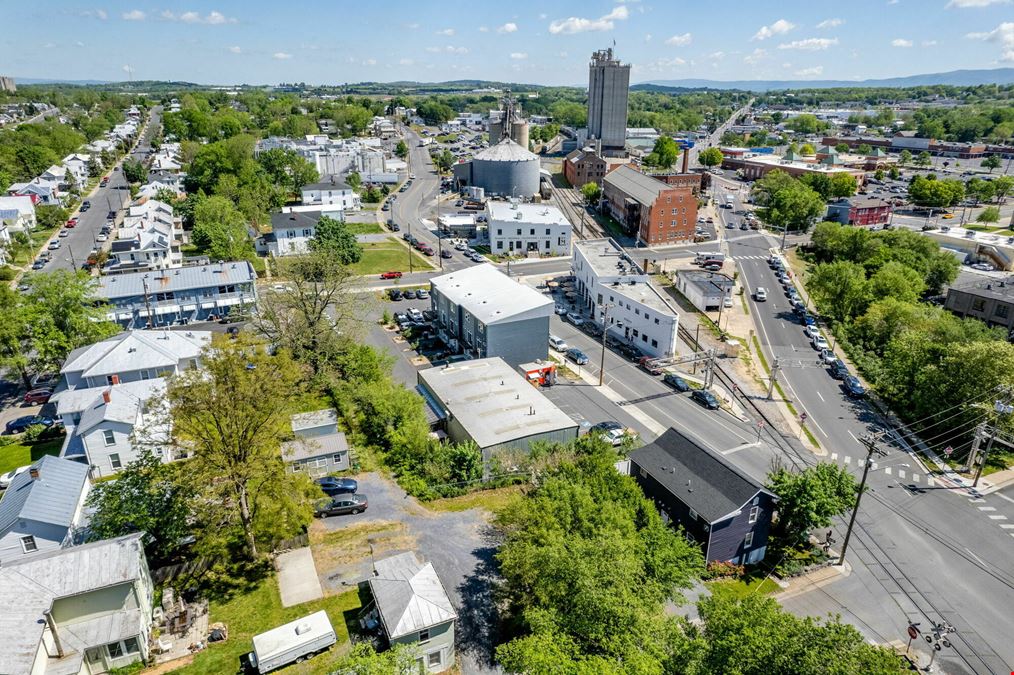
[280,409,350,476]
[301,174,360,210]
[417,357,578,464]
[367,552,457,673]
[601,164,697,247]
[60,330,210,390]
[0,532,154,675]
[628,428,778,564]
[95,261,257,328]
[0,455,91,564]
[430,263,553,367]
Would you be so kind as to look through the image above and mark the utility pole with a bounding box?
[972,431,994,488]
[766,358,781,400]
[692,324,701,374]
[407,223,414,274]
[141,276,154,329]
[597,303,612,386]
[838,433,886,566]
[967,423,985,474]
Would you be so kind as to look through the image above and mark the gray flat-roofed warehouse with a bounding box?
[675,270,735,312]
[417,357,579,463]
[430,263,552,367]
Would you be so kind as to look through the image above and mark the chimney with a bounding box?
[103,390,112,404]
[29,467,40,481]
[681,147,689,174]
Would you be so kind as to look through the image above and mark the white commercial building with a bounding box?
[487,201,572,256]
[572,238,680,358]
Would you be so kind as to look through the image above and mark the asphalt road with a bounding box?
[719,187,1014,674]
[37,106,161,273]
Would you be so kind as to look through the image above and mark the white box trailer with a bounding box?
[245,610,337,673]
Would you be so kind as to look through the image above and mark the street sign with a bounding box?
[800,412,808,422]
[944,446,954,456]
[908,625,919,640]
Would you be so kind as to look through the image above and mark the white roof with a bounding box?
[57,378,165,416]
[0,195,35,217]
[418,357,577,449]
[61,330,210,379]
[369,552,457,639]
[252,611,335,661]
[487,201,571,227]
[430,264,552,325]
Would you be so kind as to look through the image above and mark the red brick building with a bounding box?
[563,147,628,187]
[825,196,892,227]
[602,165,697,247]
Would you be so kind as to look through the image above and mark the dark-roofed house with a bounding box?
[628,428,777,564]
[280,409,351,477]
[0,455,91,564]
[367,551,457,673]
[944,277,1014,331]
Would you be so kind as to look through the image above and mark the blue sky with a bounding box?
[5,0,1014,85]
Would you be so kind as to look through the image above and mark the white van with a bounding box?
[694,252,726,265]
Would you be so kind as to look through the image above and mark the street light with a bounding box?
[597,303,613,386]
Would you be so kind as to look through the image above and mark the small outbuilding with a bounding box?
[280,409,350,477]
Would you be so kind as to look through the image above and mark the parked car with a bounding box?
[96,233,108,242]
[23,388,53,405]
[754,287,768,302]
[5,415,57,435]
[566,348,589,365]
[818,349,837,365]
[380,271,402,280]
[31,260,46,270]
[388,289,403,301]
[829,359,849,379]
[803,324,821,339]
[663,373,690,392]
[440,249,452,259]
[416,289,429,299]
[703,262,723,272]
[548,335,569,351]
[565,312,584,326]
[58,229,70,238]
[0,465,30,490]
[811,334,830,351]
[691,389,720,410]
[802,315,817,328]
[314,494,368,517]
[590,420,622,434]
[390,223,401,231]
[554,304,567,316]
[315,476,358,496]
[47,241,61,250]
[842,375,866,398]
[723,295,734,308]
[615,342,643,361]
[639,356,663,376]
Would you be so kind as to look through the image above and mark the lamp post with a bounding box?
[597,303,613,387]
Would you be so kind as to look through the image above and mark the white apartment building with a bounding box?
[258,206,343,256]
[108,199,183,272]
[572,238,680,358]
[487,201,572,256]
[301,175,360,210]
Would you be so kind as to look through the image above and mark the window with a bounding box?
[530,228,535,235]
[996,304,1009,318]
[140,369,151,380]
[651,339,658,348]
[419,629,430,642]
[546,228,551,235]
[972,299,986,312]
[332,454,344,464]
[106,375,116,385]
[654,317,660,325]
[123,637,140,654]
[20,535,37,553]
[688,508,698,521]
[427,652,443,667]
[110,453,122,470]
[106,641,124,659]
[744,531,754,548]
[103,429,116,446]
[496,229,502,235]
[496,241,503,250]
[303,228,312,237]
[516,229,521,235]
[749,506,760,524]
[642,334,648,343]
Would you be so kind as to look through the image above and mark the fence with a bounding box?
[152,557,213,585]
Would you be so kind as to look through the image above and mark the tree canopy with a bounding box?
[753,171,827,234]
[698,147,724,168]
[309,215,363,265]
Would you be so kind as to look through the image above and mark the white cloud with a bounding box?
[816,18,844,29]
[122,9,145,20]
[273,52,292,60]
[665,32,693,46]
[795,66,824,76]
[228,45,242,54]
[407,23,419,29]
[644,33,652,42]
[539,13,547,19]
[706,51,725,60]
[559,51,569,58]
[179,11,200,23]
[778,37,839,50]
[80,9,108,19]
[947,0,1010,7]
[498,22,518,33]
[160,10,236,24]
[75,40,85,47]
[426,45,469,54]
[206,11,231,24]
[510,52,528,60]
[966,22,1014,61]
[637,56,687,73]
[363,58,377,66]
[478,26,489,32]
[436,28,455,36]
[891,38,914,47]
[743,48,767,64]
[922,39,938,46]
[752,19,795,41]
[548,5,629,34]
[887,0,899,4]
[399,58,414,66]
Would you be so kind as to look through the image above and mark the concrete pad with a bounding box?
[276,547,324,607]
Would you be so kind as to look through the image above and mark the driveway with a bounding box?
[315,473,502,675]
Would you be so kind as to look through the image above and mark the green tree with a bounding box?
[981,154,1001,173]
[121,158,147,184]
[345,171,362,190]
[992,175,1013,204]
[328,643,420,674]
[867,260,927,304]
[856,143,873,155]
[767,462,857,547]
[434,149,455,173]
[0,286,36,389]
[192,195,254,261]
[786,114,826,134]
[167,334,315,559]
[807,260,870,323]
[698,147,724,168]
[828,172,858,199]
[86,449,195,564]
[309,215,363,265]
[915,150,932,167]
[888,165,900,180]
[580,181,602,205]
[394,140,409,158]
[835,143,850,153]
[799,143,816,156]
[874,168,885,181]
[753,170,827,234]
[644,136,679,169]
[416,99,455,125]
[977,206,1000,225]
[907,175,965,209]
[898,149,912,165]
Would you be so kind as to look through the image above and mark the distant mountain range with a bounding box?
[11,77,113,86]
[635,68,1014,92]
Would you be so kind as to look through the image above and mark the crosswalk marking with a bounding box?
[831,452,838,461]
[979,506,997,512]
[871,462,878,470]
[732,255,767,260]
[1000,524,1014,529]
[898,470,905,479]
[969,498,987,503]
[988,515,1007,520]
[884,467,891,476]
[844,456,851,465]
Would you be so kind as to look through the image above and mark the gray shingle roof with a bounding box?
[0,455,90,535]
[603,164,672,207]
[270,209,321,232]
[96,261,255,299]
[629,428,775,523]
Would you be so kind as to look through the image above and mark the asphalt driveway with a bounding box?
[316,472,502,675]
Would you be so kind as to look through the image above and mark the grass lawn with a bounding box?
[0,437,64,475]
[705,574,780,600]
[346,222,383,235]
[168,580,362,675]
[351,238,434,275]
[424,485,524,513]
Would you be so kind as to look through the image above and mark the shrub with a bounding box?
[21,424,47,443]
[0,266,16,281]
[704,560,746,580]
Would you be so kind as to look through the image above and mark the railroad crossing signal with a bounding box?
[944,446,954,456]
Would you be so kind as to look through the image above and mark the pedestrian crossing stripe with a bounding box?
[898,470,905,479]
[988,515,1008,520]
[732,255,767,260]
[969,498,987,503]
[883,467,891,475]
[831,452,838,460]
[1001,524,1014,529]
[979,506,997,512]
